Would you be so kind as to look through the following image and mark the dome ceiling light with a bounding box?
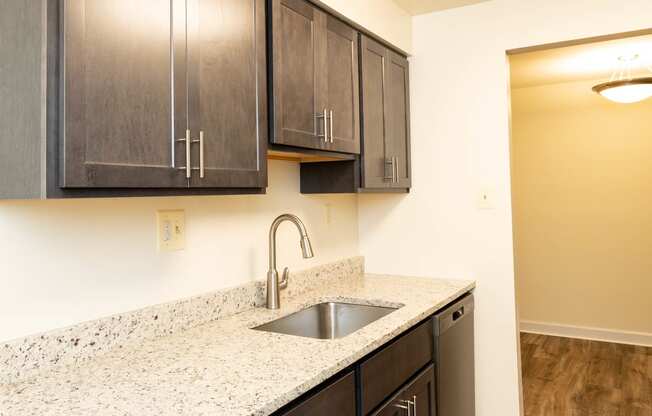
[592,55,652,104]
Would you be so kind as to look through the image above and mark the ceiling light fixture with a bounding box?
[592,55,652,104]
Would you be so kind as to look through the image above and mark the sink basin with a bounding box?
[254,302,399,340]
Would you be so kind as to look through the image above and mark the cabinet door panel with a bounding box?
[403,365,436,416]
[360,35,390,189]
[282,371,356,416]
[361,320,434,415]
[325,16,359,154]
[372,365,437,416]
[62,0,186,188]
[387,52,411,188]
[373,399,406,416]
[271,0,327,150]
[188,0,267,188]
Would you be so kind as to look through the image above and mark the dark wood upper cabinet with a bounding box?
[270,0,360,154]
[325,16,360,154]
[187,0,268,188]
[60,0,266,191]
[360,35,390,189]
[62,0,186,188]
[299,35,411,194]
[270,0,326,150]
[386,51,411,189]
[360,35,411,190]
[1,0,409,199]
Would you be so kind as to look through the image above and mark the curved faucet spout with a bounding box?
[267,214,314,309]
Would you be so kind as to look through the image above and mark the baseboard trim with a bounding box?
[520,320,652,347]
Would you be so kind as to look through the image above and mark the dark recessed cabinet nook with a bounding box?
[0,0,411,199]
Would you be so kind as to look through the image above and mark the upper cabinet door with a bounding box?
[386,51,411,189]
[61,0,187,188]
[271,0,328,150]
[359,35,411,190]
[360,36,390,189]
[187,0,267,188]
[324,16,360,154]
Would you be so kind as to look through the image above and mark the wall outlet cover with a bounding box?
[156,210,186,252]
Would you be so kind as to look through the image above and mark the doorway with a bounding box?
[508,32,652,416]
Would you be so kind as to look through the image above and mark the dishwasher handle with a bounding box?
[434,293,474,335]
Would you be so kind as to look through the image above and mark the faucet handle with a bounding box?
[279,267,289,289]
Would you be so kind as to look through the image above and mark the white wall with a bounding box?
[321,0,412,53]
[512,81,652,336]
[358,1,652,415]
[0,161,358,342]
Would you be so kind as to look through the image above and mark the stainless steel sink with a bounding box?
[254,302,399,340]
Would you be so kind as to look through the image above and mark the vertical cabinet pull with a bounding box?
[199,131,204,179]
[412,395,417,415]
[178,130,205,180]
[191,131,205,179]
[329,109,334,143]
[385,157,399,184]
[394,157,399,183]
[384,158,395,182]
[176,129,192,179]
[316,110,328,142]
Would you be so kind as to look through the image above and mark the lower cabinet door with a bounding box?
[281,371,356,416]
[374,398,410,416]
[372,365,436,416]
[403,365,436,416]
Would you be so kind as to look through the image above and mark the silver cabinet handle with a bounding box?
[393,401,410,416]
[329,109,334,143]
[394,399,414,416]
[324,109,328,143]
[316,110,328,142]
[394,157,399,183]
[191,130,205,179]
[199,131,204,178]
[384,158,395,182]
[412,395,417,415]
[176,129,191,179]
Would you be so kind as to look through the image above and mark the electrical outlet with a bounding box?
[157,210,185,252]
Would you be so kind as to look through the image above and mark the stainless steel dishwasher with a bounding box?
[433,293,475,416]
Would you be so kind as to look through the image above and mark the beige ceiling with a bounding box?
[393,0,489,15]
[510,34,652,89]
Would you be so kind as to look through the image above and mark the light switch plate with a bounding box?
[157,210,185,252]
[477,187,495,210]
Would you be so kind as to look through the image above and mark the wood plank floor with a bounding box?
[520,333,652,416]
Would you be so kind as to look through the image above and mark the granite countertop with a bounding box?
[1,271,474,416]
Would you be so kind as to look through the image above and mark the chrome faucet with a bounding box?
[267,214,314,309]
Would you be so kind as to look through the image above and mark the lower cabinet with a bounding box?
[374,365,436,416]
[276,319,436,416]
[360,320,433,414]
[281,371,356,416]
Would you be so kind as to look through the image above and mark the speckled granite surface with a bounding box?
[0,260,474,416]
[0,257,364,385]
